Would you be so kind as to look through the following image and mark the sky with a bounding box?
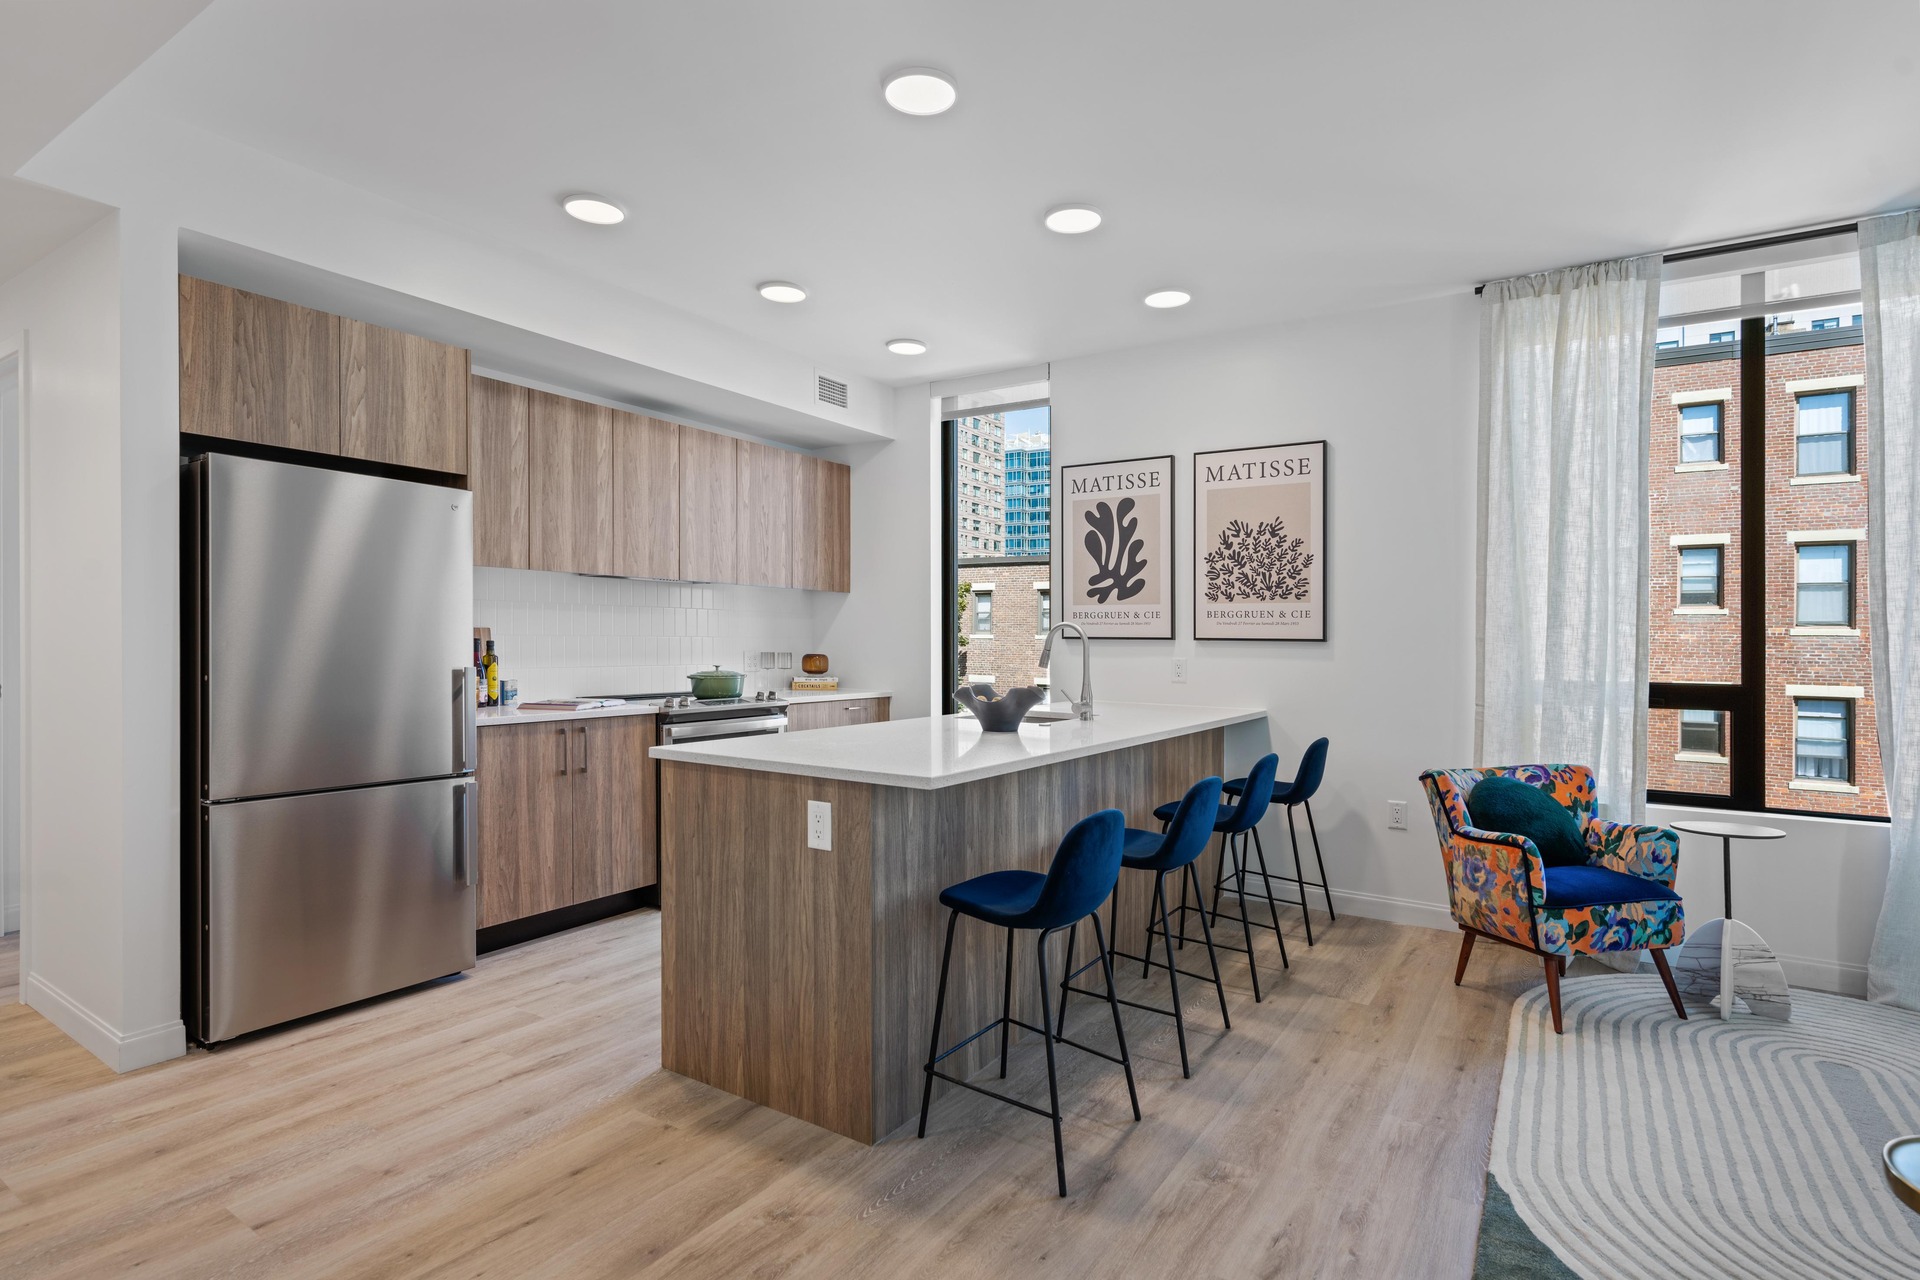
[1001,405,1050,438]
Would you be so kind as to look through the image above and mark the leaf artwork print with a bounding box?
[1203,517,1313,602]
[1082,498,1149,603]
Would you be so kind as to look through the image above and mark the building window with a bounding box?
[1709,330,1736,343]
[1795,389,1854,476]
[1795,543,1853,626]
[1794,698,1851,782]
[1811,316,1840,331]
[1037,588,1051,633]
[973,590,993,634]
[1656,339,1679,351]
[1679,402,1723,463]
[1678,546,1723,606]
[1679,709,1726,756]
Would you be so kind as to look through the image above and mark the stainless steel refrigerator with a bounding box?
[185,453,478,1045]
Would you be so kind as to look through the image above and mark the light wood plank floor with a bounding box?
[0,908,1551,1278]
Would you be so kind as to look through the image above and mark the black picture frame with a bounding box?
[1191,439,1328,642]
[1055,453,1176,640]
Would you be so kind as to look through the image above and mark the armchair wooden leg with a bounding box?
[1543,956,1564,1034]
[1649,947,1688,1020]
[1453,930,1475,985]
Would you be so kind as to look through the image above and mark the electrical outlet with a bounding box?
[807,800,832,851]
[1387,801,1408,830]
[743,652,759,671]
[1172,658,1188,684]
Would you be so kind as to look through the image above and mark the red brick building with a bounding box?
[1647,322,1885,816]
[957,558,1052,690]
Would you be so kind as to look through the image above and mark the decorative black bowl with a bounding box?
[954,684,1045,732]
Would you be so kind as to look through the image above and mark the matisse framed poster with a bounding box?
[1193,440,1327,641]
[1060,454,1175,639]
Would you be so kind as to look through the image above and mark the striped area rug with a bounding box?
[1489,976,1920,1279]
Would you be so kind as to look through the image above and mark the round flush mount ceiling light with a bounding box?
[1043,204,1103,234]
[757,281,807,303]
[882,67,957,116]
[1143,289,1192,308]
[561,194,625,225]
[886,338,928,355]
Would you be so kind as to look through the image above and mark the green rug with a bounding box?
[1473,1172,1577,1280]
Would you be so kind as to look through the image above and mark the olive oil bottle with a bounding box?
[483,640,501,707]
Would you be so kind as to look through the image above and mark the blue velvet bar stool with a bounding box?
[1223,738,1335,945]
[1156,752,1286,1001]
[917,808,1139,1198]
[1056,776,1229,1079]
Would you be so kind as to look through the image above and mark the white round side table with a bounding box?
[1668,819,1791,1021]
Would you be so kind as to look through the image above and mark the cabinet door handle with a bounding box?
[577,724,588,774]
[560,726,570,776]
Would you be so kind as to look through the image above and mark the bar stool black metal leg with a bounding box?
[1233,832,1263,1002]
[1306,799,1335,920]
[1187,861,1231,1030]
[1033,928,1068,1197]
[1153,870,1191,1077]
[919,908,961,1138]
[1089,913,1140,1121]
[1211,831,1228,922]
[1249,825,1290,970]
[1284,805,1314,946]
[1176,861,1191,950]
[998,925,1016,1077]
[1054,923,1077,1040]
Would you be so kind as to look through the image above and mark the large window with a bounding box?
[943,394,1052,705]
[1647,231,1885,818]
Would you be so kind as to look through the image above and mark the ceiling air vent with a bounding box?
[815,371,850,410]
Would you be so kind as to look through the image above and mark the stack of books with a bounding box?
[790,676,839,692]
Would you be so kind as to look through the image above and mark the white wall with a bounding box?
[0,355,16,937]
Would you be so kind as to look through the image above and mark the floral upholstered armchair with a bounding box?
[1418,764,1688,1033]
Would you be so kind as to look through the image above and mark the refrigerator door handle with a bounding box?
[454,779,477,887]
[454,667,477,773]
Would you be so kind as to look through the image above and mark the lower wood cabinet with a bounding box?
[785,697,890,733]
[476,716,657,928]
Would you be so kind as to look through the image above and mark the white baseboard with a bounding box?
[23,972,186,1072]
[1220,872,1455,933]
[1778,952,1868,997]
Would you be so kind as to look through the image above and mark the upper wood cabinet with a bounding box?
[791,454,852,593]
[678,428,737,583]
[340,319,470,474]
[179,276,341,454]
[469,376,529,569]
[734,440,793,588]
[528,390,613,576]
[612,410,679,580]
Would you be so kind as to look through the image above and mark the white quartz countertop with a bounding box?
[477,688,891,728]
[650,701,1265,789]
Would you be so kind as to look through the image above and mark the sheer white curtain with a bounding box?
[1862,210,1920,1009]
[1478,256,1661,819]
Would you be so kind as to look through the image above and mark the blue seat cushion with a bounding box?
[1121,827,1168,868]
[1466,776,1590,869]
[1224,776,1302,804]
[1540,863,1681,910]
[1152,799,1235,830]
[939,869,1046,925]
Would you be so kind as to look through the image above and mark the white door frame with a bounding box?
[0,333,28,983]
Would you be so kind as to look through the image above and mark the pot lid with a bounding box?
[689,664,744,678]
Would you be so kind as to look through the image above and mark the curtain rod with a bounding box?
[1472,220,1863,295]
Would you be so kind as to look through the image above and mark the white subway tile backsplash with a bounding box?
[473,567,818,700]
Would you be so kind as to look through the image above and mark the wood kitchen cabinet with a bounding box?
[612,409,679,580]
[476,715,658,929]
[678,427,737,583]
[785,697,890,733]
[734,440,793,588]
[340,318,470,473]
[791,454,852,592]
[469,376,529,568]
[179,276,341,454]
[528,390,613,575]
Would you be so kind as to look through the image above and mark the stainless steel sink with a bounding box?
[1023,706,1078,722]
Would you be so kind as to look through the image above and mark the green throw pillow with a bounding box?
[1465,776,1590,868]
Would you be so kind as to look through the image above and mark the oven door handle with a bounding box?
[662,714,788,743]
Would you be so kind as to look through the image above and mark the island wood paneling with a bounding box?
[611,410,679,580]
[179,275,340,454]
[677,428,737,583]
[476,721,573,927]
[790,454,852,592]
[528,390,613,575]
[340,318,470,474]
[468,376,529,568]
[734,440,793,588]
[573,715,658,900]
[659,727,1223,1144]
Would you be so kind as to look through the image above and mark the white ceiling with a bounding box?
[34,0,1920,381]
[0,0,213,283]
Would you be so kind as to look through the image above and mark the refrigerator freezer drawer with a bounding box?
[203,453,474,801]
[205,777,477,1043]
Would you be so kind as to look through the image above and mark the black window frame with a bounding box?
[1792,696,1854,784]
[1677,544,1724,607]
[1793,541,1855,628]
[1793,387,1855,477]
[1678,401,1724,464]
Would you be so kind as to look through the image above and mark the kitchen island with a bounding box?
[652,702,1267,1142]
